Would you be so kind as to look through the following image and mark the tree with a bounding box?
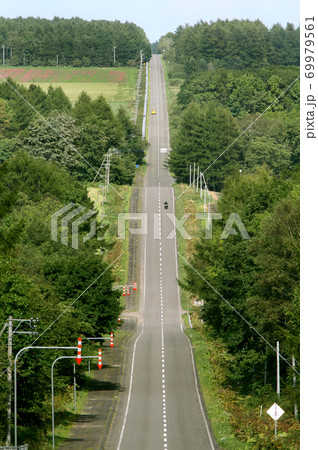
[244,136,291,174]
[0,99,14,138]
[45,85,72,112]
[19,112,81,175]
[169,102,206,182]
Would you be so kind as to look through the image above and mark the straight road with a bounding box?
[106,54,217,450]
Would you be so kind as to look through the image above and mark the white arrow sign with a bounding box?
[267,403,284,421]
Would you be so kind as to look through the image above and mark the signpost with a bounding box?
[267,402,284,440]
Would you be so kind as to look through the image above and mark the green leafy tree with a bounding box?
[19,112,81,174]
[244,136,291,174]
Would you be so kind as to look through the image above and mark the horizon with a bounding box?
[0,0,300,43]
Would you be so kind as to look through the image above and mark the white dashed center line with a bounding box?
[158,182,167,449]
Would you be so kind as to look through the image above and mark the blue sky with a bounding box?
[1,0,300,42]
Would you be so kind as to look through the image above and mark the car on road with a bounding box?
[151,109,156,115]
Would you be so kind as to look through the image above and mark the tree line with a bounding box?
[158,19,299,74]
[0,17,152,67]
[169,66,299,191]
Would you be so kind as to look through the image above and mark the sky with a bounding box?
[1,0,300,43]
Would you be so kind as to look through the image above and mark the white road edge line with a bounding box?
[172,183,215,450]
[116,188,147,450]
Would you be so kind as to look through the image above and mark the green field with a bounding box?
[0,66,139,109]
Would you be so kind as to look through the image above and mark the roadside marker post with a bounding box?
[133,282,137,290]
[97,349,103,370]
[127,285,130,296]
[76,337,82,365]
[110,332,114,348]
[118,315,121,325]
[123,285,126,296]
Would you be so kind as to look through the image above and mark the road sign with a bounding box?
[267,403,284,440]
[267,403,284,421]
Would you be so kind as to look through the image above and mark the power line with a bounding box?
[178,252,300,376]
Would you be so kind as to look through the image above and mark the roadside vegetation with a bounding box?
[163,17,300,449]
[0,31,148,445]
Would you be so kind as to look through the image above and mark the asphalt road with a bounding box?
[105,55,217,450]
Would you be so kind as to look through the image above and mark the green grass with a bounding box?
[174,183,246,448]
[36,82,136,109]
[161,57,184,104]
[174,183,207,311]
[88,183,132,292]
[1,66,139,109]
[184,323,249,449]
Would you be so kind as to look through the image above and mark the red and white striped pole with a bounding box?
[126,285,130,296]
[76,337,82,365]
[133,282,137,291]
[97,349,103,370]
[118,315,121,325]
[123,285,126,296]
[110,332,114,348]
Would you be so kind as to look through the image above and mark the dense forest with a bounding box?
[0,151,123,444]
[169,66,299,191]
[0,17,152,66]
[158,19,299,73]
[164,18,300,446]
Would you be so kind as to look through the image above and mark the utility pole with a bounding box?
[292,356,298,420]
[113,46,116,64]
[0,316,39,446]
[2,45,5,65]
[196,166,199,192]
[277,341,280,399]
[73,364,76,412]
[6,316,12,446]
[93,149,118,225]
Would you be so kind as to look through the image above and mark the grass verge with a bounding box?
[51,328,134,449]
[88,183,132,307]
